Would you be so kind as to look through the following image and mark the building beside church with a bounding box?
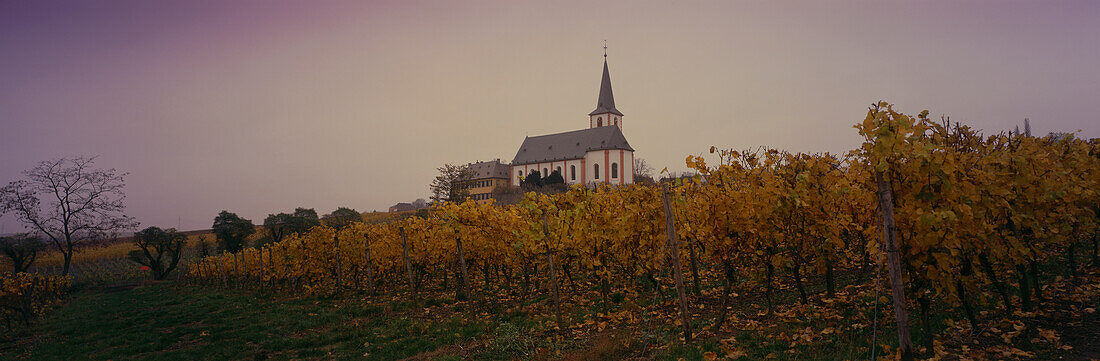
[464,159,511,204]
[510,57,635,186]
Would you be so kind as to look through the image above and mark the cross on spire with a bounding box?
[603,40,607,58]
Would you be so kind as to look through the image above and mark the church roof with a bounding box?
[467,160,511,179]
[588,59,623,116]
[512,126,633,165]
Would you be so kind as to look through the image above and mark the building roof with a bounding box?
[588,59,623,116]
[389,203,414,212]
[512,126,634,165]
[468,160,511,179]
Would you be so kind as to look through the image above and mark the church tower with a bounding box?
[589,51,623,129]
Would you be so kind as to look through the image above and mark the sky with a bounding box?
[1,0,1098,232]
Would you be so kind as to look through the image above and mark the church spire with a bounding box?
[589,43,622,117]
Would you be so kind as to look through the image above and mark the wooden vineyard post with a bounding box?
[232,253,240,289]
[267,247,274,288]
[196,261,205,286]
[364,233,375,294]
[455,233,472,302]
[542,212,564,330]
[661,182,692,343]
[875,171,914,361]
[281,245,291,290]
[258,248,265,290]
[334,233,342,295]
[399,227,417,301]
[245,252,252,287]
[241,251,248,288]
[218,257,228,288]
[282,245,297,291]
[687,237,701,296]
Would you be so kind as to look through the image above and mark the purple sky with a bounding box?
[2,1,1098,232]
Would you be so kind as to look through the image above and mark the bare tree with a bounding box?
[633,157,657,185]
[196,234,212,258]
[429,163,475,203]
[0,157,137,275]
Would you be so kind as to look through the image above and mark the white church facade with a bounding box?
[510,57,635,186]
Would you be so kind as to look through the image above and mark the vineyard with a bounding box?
[0,233,218,334]
[182,103,1099,360]
[0,273,69,331]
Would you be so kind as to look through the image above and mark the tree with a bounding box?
[543,170,565,185]
[0,233,46,273]
[195,234,212,258]
[263,213,292,245]
[0,157,137,275]
[322,207,361,230]
[291,207,320,227]
[412,198,427,209]
[430,164,475,203]
[522,170,543,188]
[264,207,320,245]
[212,211,255,252]
[634,157,657,185]
[533,171,569,194]
[128,226,186,280]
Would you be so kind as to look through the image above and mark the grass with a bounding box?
[1,284,493,360]
[3,252,1096,360]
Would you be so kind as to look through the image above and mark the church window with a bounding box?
[570,165,576,180]
[543,168,548,175]
[594,164,600,179]
[555,166,561,175]
[597,118,603,127]
[612,163,618,178]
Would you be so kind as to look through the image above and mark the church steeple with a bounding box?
[589,45,623,129]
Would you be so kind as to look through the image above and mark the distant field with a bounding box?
[3,211,409,287]
[22,233,214,287]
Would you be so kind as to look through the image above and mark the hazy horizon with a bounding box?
[2,0,1098,232]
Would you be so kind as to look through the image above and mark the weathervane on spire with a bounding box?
[603,40,607,58]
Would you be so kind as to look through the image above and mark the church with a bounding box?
[510,56,635,186]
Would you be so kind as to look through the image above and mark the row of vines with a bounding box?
[0,273,69,331]
[187,102,1099,358]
